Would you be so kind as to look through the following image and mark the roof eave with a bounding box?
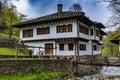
[77,16,94,27]
[12,16,80,28]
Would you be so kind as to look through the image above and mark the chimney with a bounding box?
[57,4,62,13]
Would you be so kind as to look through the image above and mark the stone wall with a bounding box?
[0,55,30,58]
[0,60,101,75]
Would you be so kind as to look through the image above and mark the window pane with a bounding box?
[93,45,97,50]
[68,43,73,50]
[90,29,93,35]
[59,44,64,50]
[23,29,33,38]
[37,27,50,35]
[80,44,86,51]
[56,24,72,33]
[79,24,89,35]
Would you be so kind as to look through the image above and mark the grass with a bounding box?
[0,47,28,56]
[0,33,18,39]
[0,58,55,60]
[0,33,9,38]
[0,33,19,42]
[0,72,67,80]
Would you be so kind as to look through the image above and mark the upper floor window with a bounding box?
[57,24,72,33]
[93,45,97,50]
[100,35,103,41]
[37,27,50,35]
[90,29,93,35]
[79,24,89,35]
[80,44,86,51]
[23,29,33,38]
[96,30,99,36]
[68,43,73,50]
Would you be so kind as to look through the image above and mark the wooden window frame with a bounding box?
[68,24,72,32]
[96,29,99,37]
[59,44,64,51]
[56,24,72,33]
[37,27,50,35]
[93,45,97,51]
[23,29,33,38]
[68,43,73,50]
[90,29,93,35]
[79,24,89,35]
[80,44,86,51]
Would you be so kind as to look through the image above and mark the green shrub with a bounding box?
[3,29,9,34]
[33,67,41,74]
[28,49,33,57]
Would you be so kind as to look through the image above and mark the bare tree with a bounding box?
[69,3,82,12]
[103,0,120,27]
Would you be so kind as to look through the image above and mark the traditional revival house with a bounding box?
[13,4,106,56]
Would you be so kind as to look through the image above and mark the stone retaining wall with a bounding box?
[0,55,30,58]
[0,60,101,75]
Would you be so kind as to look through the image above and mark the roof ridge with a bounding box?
[22,11,85,24]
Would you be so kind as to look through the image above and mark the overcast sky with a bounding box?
[12,0,113,31]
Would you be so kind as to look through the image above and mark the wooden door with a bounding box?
[45,43,53,55]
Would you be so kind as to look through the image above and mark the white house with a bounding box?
[13,4,106,56]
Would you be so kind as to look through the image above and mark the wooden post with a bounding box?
[90,40,93,65]
[15,41,18,58]
[15,46,18,58]
[74,41,77,60]
[32,48,34,58]
[74,39,79,60]
[118,41,120,62]
[38,48,40,58]
[76,39,79,57]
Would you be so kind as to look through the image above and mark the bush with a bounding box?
[3,29,9,34]
[28,49,33,57]
[33,67,41,74]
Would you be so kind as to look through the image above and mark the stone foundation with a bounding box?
[0,60,101,76]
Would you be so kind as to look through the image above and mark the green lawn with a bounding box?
[0,72,67,80]
[0,33,18,39]
[0,33,9,38]
[0,47,28,56]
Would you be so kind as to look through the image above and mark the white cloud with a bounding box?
[83,2,112,25]
[12,0,40,19]
[12,0,112,27]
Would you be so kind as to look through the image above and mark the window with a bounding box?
[93,45,97,50]
[37,27,50,35]
[68,24,72,32]
[23,29,33,38]
[59,44,64,50]
[90,29,93,35]
[79,24,89,35]
[100,35,103,40]
[96,30,99,36]
[57,25,61,33]
[80,44,86,50]
[68,43,73,50]
[98,46,100,51]
[57,24,72,33]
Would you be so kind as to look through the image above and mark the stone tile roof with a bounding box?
[24,11,85,24]
[93,21,105,28]
[13,11,88,27]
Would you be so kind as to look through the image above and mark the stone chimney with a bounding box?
[57,4,62,13]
